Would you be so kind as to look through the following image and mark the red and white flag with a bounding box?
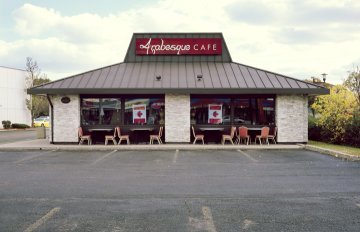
[208,104,222,124]
[133,104,146,124]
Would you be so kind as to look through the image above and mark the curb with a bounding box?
[302,144,360,161]
[0,144,303,151]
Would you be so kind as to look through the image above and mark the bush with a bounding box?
[1,120,11,129]
[308,116,322,141]
[344,116,360,148]
[11,123,31,129]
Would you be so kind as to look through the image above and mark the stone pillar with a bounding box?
[50,95,80,143]
[275,95,308,143]
[165,94,190,143]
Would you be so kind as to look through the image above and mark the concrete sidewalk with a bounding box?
[0,139,358,161]
[0,139,302,151]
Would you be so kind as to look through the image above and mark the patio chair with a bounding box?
[268,127,277,144]
[191,126,204,144]
[255,126,270,145]
[237,126,250,145]
[117,127,130,145]
[78,127,92,145]
[221,126,236,145]
[105,128,117,145]
[150,126,163,144]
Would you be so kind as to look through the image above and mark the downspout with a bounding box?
[46,94,54,144]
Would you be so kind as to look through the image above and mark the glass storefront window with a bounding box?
[81,98,121,125]
[233,98,251,125]
[190,98,231,125]
[191,96,275,126]
[256,97,275,125]
[124,98,165,125]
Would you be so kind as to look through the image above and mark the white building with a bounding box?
[0,66,31,128]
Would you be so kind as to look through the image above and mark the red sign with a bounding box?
[136,38,222,55]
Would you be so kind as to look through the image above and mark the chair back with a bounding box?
[239,126,248,138]
[78,127,84,137]
[273,127,278,136]
[261,127,270,138]
[115,127,120,137]
[159,126,163,137]
[191,126,196,137]
[230,126,236,139]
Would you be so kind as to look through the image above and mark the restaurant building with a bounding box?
[28,33,329,144]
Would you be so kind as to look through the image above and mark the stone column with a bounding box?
[165,94,190,143]
[50,95,80,143]
[275,95,308,143]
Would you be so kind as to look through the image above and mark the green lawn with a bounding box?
[309,140,360,156]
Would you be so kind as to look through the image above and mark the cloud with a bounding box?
[1,0,359,85]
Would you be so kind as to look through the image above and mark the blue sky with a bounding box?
[1,0,360,84]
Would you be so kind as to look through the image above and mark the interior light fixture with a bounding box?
[156,75,161,81]
[197,74,203,81]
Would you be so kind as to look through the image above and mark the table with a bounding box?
[130,128,154,144]
[199,127,224,144]
[88,128,114,144]
[247,128,263,144]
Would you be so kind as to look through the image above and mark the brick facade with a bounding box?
[276,95,308,143]
[165,94,190,143]
[49,95,80,143]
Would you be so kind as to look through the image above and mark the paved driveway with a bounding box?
[0,149,359,231]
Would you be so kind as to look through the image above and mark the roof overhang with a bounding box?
[28,87,329,95]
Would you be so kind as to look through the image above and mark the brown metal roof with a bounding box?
[28,61,329,95]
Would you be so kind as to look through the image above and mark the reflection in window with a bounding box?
[233,98,251,125]
[257,98,275,125]
[124,98,165,125]
[190,98,231,125]
[191,96,275,126]
[81,98,121,125]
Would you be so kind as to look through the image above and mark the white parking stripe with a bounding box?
[24,207,60,232]
[91,150,117,165]
[237,150,258,162]
[202,207,217,232]
[173,149,179,164]
[14,150,56,164]
[189,206,217,232]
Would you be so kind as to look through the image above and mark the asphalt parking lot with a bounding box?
[0,149,359,231]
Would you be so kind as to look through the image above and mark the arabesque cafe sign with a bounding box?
[135,38,222,55]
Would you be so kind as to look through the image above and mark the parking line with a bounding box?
[357,203,360,208]
[237,150,258,162]
[91,150,117,165]
[173,149,179,164]
[14,150,56,164]
[202,207,217,232]
[24,207,60,232]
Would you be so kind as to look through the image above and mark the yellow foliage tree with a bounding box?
[311,85,357,143]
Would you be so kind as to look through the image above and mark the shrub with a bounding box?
[11,123,31,129]
[344,117,360,148]
[1,120,11,129]
[308,116,322,141]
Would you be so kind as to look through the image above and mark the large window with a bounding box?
[124,98,165,125]
[191,96,275,126]
[81,98,121,125]
[191,98,231,125]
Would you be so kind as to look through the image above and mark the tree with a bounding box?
[344,66,360,110]
[25,57,51,123]
[311,85,357,143]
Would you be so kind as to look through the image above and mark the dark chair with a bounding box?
[237,126,250,145]
[117,127,130,145]
[191,126,204,144]
[150,126,163,144]
[78,127,92,145]
[255,127,270,145]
